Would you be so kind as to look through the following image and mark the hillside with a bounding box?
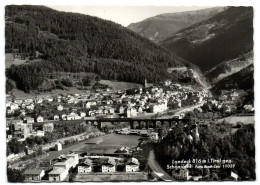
[205,52,253,83]
[211,64,254,94]
[127,7,226,43]
[5,5,200,93]
[160,7,253,72]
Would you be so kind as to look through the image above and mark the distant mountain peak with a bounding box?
[127,7,227,43]
[160,6,253,72]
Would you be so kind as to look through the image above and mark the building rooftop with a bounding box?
[48,168,67,175]
[54,158,75,166]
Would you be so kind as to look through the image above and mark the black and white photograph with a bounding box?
[2,0,258,183]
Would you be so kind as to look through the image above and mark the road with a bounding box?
[148,150,174,181]
[157,102,205,119]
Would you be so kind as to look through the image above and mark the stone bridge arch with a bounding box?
[156,121,162,129]
[132,121,140,129]
[147,121,154,129]
[140,121,146,129]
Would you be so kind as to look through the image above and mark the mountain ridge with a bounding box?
[205,52,253,84]
[5,5,205,93]
[160,6,253,72]
[127,7,227,42]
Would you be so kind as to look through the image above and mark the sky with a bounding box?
[48,6,212,27]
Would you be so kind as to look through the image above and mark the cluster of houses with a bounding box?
[6,83,208,147]
[78,156,140,174]
[7,120,44,142]
[6,118,56,142]
[6,83,207,122]
[23,153,140,182]
[201,89,254,114]
[24,153,79,182]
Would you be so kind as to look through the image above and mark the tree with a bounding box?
[7,168,24,182]
[82,76,92,86]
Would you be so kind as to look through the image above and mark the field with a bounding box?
[8,80,142,99]
[9,87,90,99]
[77,133,141,154]
[217,116,254,124]
[5,53,27,68]
[5,53,42,68]
[99,80,142,91]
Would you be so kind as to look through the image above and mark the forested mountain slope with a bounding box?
[5,5,199,92]
[128,7,226,43]
[211,64,254,94]
[160,7,253,72]
[205,52,253,83]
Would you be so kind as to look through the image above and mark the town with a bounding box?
[6,80,208,142]
[6,79,254,182]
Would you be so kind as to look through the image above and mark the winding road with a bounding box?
[148,150,174,181]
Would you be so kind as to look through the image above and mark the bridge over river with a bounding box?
[84,118,190,129]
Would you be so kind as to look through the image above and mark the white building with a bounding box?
[61,114,67,120]
[35,98,43,104]
[37,116,44,122]
[55,143,62,151]
[57,105,64,111]
[53,159,73,170]
[25,117,34,123]
[149,132,159,141]
[23,169,45,182]
[78,159,92,174]
[26,104,35,110]
[102,159,116,173]
[10,103,19,111]
[66,154,79,168]
[243,104,254,112]
[125,158,140,172]
[54,115,59,120]
[37,130,45,137]
[125,107,137,118]
[48,97,54,102]
[86,102,96,109]
[150,101,167,113]
[172,168,191,180]
[48,168,68,182]
[80,112,86,118]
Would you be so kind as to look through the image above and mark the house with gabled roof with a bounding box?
[125,158,140,172]
[78,159,93,174]
[48,168,68,182]
[23,169,45,182]
[102,159,116,173]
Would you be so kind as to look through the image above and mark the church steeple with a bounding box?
[144,78,148,88]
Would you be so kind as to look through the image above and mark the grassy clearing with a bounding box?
[5,53,27,68]
[8,80,142,99]
[99,80,142,91]
[217,116,254,124]
[9,87,90,99]
[5,53,42,68]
